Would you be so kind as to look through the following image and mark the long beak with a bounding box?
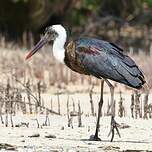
[25,37,47,60]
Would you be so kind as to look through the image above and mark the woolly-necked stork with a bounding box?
[26,25,145,142]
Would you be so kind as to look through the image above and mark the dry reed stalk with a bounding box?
[78,100,82,127]
[50,98,53,111]
[10,94,14,127]
[34,119,40,128]
[26,80,32,114]
[5,80,10,127]
[37,81,42,111]
[44,109,50,126]
[89,83,95,116]
[143,92,149,119]
[72,99,75,112]
[0,96,4,124]
[134,91,141,119]
[118,91,125,117]
[66,95,72,127]
[130,93,134,118]
[23,97,27,114]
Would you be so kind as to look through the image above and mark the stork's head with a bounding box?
[25,25,67,60]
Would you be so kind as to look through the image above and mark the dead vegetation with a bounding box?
[0,66,151,129]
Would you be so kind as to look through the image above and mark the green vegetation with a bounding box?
[0,0,151,40]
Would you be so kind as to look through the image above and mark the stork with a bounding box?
[26,25,145,142]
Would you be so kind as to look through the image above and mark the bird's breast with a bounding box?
[64,41,89,75]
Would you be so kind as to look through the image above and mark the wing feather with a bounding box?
[75,38,145,89]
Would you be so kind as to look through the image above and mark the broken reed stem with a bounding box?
[134,90,141,119]
[0,115,4,124]
[26,80,32,114]
[89,83,95,116]
[34,119,40,128]
[118,91,125,117]
[23,97,27,114]
[143,92,149,119]
[50,98,53,111]
[106,99,111,116]
[130,93,134,118]
[66,95,71,127]
[78,100,82,127]
[37,81,42,111]
[10,95,14,127]
[72,100,75,112]
[5,113,8,127]
[0,96,4,124]
[5,80,10,127]
[44,109,50,126]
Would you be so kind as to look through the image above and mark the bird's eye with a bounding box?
[48,29,56,35]
[47,30,51,34]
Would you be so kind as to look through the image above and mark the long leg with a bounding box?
[90,79,104,141]
[105,79,121,142]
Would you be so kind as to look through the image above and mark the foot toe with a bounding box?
[89,135,101,141]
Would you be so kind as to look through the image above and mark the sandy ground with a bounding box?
[0,92,152,151]
[0,116,152,151]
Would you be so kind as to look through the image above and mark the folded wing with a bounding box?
[76,38,145,89]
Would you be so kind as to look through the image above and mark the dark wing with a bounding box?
[75,38,145,89]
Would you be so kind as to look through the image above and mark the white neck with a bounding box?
[52,26,67,63]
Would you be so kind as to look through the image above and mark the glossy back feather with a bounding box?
[75,38,145,89]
